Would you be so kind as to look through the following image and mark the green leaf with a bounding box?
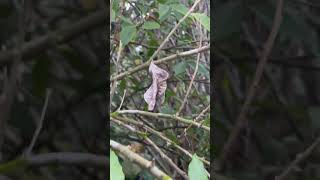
[171,4,188,16]
[120,16,134,26]
[308,106,320,130]
[198,63,210,79]
[159,4,171,22]
[110,150,125,180]
[120,25,136,46]
[147,37,159,57]
[142,21,160,30]
[191,13,210,32]
[188,61,209,79]
[160,103,175,115]
[173,61,187,76]
[111,8,115,22]
[188,154,208,180]
[163,0,179,4]
[157,0,168,4]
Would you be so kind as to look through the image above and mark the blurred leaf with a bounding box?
[111,8,116,22]
[198,63,210,79]
[112,0,120,12]
[163,0,180,5]
[120,16,134,26]
[159,4,171,22]
[120,25,136,46]
[160,103,175,114]
[157,0,168,4]
[147,37,159,58]
[171,4,188,15]
[188,154,208,180]
[110,150,125,180]
[188,61,209,79]
[173,61,187,76]
[191,13,210,32]
[142,21,160,30]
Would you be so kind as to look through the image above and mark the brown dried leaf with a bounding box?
[144,62,169,111]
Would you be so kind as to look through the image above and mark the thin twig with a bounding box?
[111,116,210,166]
[0,9,106,66]
[117,110,210,132]
[111,118,188,179]
[184,105,210,134]
[176,22,203,116]
[219,0,284,168]
[117,89,127,111]
[147,0,202,63]
[275,136,320,180]
[145,138,189,179]
[25,88,52,156]
[0,152,107,173]
[110,41,123,102]
[111,45,210,82]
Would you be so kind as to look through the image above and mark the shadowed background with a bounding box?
[0,0,107,179]
[213,0,320,180]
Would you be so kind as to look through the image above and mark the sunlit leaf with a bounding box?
[120,25,136,46]
[171,4,188,16]
[110,150,125,180]
[188,154,208,180]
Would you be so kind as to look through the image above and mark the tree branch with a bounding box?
[110,140,172,180]
[117,110,210,132]
[0,152,108,174]
[219,0,284,168]
[111,44,210,82]
[0,9,106,66]
[275,136,320,180]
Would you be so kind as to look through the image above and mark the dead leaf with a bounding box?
[144,62,169,111]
